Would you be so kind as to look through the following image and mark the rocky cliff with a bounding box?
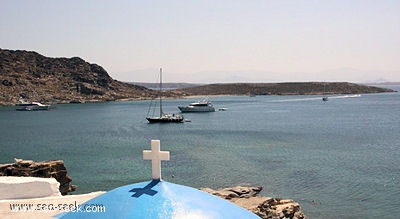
[0,48,155,105]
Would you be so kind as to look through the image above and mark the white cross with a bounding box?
[143,140,170,180]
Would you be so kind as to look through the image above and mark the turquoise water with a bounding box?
[1,86,399,218]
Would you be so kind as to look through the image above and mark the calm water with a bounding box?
[1,86,399,219]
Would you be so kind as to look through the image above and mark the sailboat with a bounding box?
[322,83,328,101]
[146,68,184,123]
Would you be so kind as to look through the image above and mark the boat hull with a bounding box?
[146,114,184,123]
[146,117,184,123]
[16,106,50,111]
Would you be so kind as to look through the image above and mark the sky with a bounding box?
[1,0,399,83]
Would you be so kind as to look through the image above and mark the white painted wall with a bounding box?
[0,176,61,200]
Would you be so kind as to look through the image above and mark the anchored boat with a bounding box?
[16,99,52,111]
[146,68,184,123]
[178,97,215,113]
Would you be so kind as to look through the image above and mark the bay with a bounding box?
[1,86,399,219]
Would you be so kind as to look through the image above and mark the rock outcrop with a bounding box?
[0,159,76,195]
[201,186,307,219]
[0,48,156,105]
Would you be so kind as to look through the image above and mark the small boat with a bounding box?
[218,108,228,111]
[322,83,328,101]
[178,97,215,113]
[16,99,51,111]
[146,68,184,123]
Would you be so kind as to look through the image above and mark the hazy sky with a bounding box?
[1,0,399,83]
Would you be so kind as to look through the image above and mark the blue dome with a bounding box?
[56,140,260,218]
[55,180,260,219]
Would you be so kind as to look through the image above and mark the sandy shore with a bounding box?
[0,192,105,219]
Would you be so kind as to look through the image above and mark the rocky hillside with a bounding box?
[0,48,156,106]
[173,82,394,96]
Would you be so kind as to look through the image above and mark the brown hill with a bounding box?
[173,82,394,96]
[0,48,155,106]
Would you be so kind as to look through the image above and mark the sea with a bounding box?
[1,85,399,219]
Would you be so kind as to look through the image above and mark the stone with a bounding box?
[200,186,307,219]
[0,159,77,195]
[200,186,262,199]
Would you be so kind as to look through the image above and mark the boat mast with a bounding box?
[159,68,163,117]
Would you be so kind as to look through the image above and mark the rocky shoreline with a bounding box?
[201,186,307,219]
[0,159,306,218]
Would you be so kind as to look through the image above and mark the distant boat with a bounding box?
[178,97,215,113]
[146,68,184,123]
[322,83,328,101]
[15,99,51,111]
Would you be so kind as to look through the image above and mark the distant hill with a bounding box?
[0,48,395,106]
[130,82,202,90]
[173,82,395,96]
[0,48,156,105]
[364,82,400,86]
